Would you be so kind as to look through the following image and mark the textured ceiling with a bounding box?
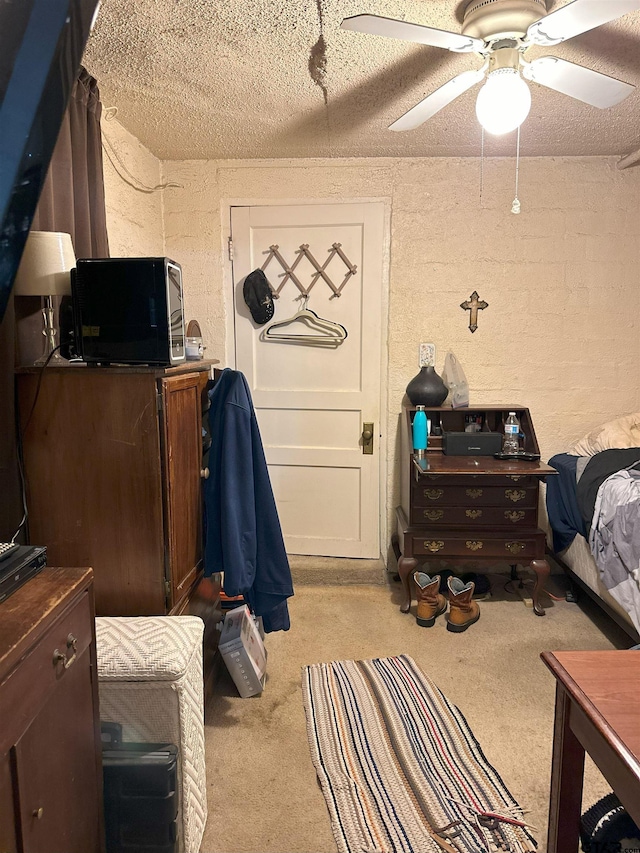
[83,0,640,160]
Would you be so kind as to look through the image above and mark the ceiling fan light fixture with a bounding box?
[475,67,531,135]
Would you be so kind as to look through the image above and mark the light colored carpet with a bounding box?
[201,572,632,853]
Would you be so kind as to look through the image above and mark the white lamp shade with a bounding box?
[13,231,76,297]
[475,69,531,136]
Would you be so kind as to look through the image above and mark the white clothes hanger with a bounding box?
[261,296,348,347]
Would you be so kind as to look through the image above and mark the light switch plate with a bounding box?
[419,343,435,367]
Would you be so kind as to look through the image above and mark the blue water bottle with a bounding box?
[413,406,427,457]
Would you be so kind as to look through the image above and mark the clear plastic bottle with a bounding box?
[502,411,521,455]
[413,406,427,456]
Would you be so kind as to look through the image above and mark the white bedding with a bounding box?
[588,467,640,634]
[562,533,637,631]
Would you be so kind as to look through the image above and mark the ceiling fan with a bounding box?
[341,0,640,135]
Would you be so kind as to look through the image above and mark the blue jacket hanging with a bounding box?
[203,368,293,632]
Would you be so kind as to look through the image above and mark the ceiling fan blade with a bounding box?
[389,68,486,132]
[523,56,635,107]
[527,0,640,46]
[341,15,483,53]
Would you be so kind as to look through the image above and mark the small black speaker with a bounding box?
[58,293,79,360]
[442,432,503,456]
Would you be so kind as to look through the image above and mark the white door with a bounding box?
[231,202,385,558]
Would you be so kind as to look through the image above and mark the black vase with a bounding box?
[406,366,448,406]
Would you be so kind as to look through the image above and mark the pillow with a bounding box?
[568,412,640,456]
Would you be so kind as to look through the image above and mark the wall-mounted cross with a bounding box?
[460,290,488,333]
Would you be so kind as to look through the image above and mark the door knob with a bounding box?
[362,422,374,455]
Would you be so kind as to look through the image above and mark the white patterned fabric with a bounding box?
[568,412,640,456]
[96,616,207,853]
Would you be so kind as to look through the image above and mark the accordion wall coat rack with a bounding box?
[259,242,357,347]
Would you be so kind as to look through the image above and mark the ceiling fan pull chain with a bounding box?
[480,125,485,208]
[511,125,521,215]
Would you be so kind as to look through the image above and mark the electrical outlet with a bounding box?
[419,343,435,368]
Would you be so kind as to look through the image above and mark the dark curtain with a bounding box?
[32,67,109,258]
[17,67,109,364]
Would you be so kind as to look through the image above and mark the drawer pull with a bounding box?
[425,475,441,481]
[466,540,483,551]
[505,489,526,503]
[53,634,78,670]
[200,467,210,479]
[505,541,526,555]
[507,475,524,482]
[466,509,483,519]
[424,540,445,553]
[423,509,444,521]
[33,807,44,820]
[466,488,483,499]
[504,510,525,524]
[423,489,444,501]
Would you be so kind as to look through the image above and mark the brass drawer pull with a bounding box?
[505,541,526,555]
[33,807,44,820]
[466,540,483,551]
[505,489,526,503]
[466,509,483,519]
[466,488,483,499]
[504,510,525,523]
[423,489,444,501]
[424,540,445,553]
[423,509,444,521]
[53,634,78,670]
[507,475,524,482]
[425,475,441,481]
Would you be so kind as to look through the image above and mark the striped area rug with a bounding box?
[302,655,537,853]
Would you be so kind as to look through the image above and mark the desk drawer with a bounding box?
[410,505,538,528]
[416,474,534,487]
[412,485,538,507]
[412,531,545,559]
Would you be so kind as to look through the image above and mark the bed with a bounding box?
[546,413,640,643]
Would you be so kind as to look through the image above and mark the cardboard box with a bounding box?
[219,605,267,698]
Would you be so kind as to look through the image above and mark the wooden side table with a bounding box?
[394,404,557,616]
[542,650,640,853]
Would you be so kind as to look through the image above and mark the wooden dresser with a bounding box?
[395,404,557,616]
[17,360,218,616]
[0,567,103,853]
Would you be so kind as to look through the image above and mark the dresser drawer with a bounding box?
[412,484,538,507]
[416,473,534,487]
[0,591,93,734]
[410,505,538,528]
[411,531,545,560]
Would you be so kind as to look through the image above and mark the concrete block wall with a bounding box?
[104,139,640,550]
[102,118,165,257]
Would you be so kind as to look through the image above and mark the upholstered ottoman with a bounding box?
[95,616,207,853]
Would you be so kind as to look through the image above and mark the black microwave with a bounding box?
[71,257,186,365]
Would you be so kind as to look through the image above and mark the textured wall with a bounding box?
[83,0,640,161]
[159,156,640,549]
[102,118,165,257]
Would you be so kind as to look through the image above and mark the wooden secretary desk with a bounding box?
[395,404,557,617]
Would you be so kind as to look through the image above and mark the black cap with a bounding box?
[243,269,274,325]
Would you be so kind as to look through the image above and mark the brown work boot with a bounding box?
[446,576,480,633]
[413,572,447,627]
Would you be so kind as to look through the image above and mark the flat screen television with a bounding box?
[0,0,100,323]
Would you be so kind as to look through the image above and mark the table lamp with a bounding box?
[13,231,76,365]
